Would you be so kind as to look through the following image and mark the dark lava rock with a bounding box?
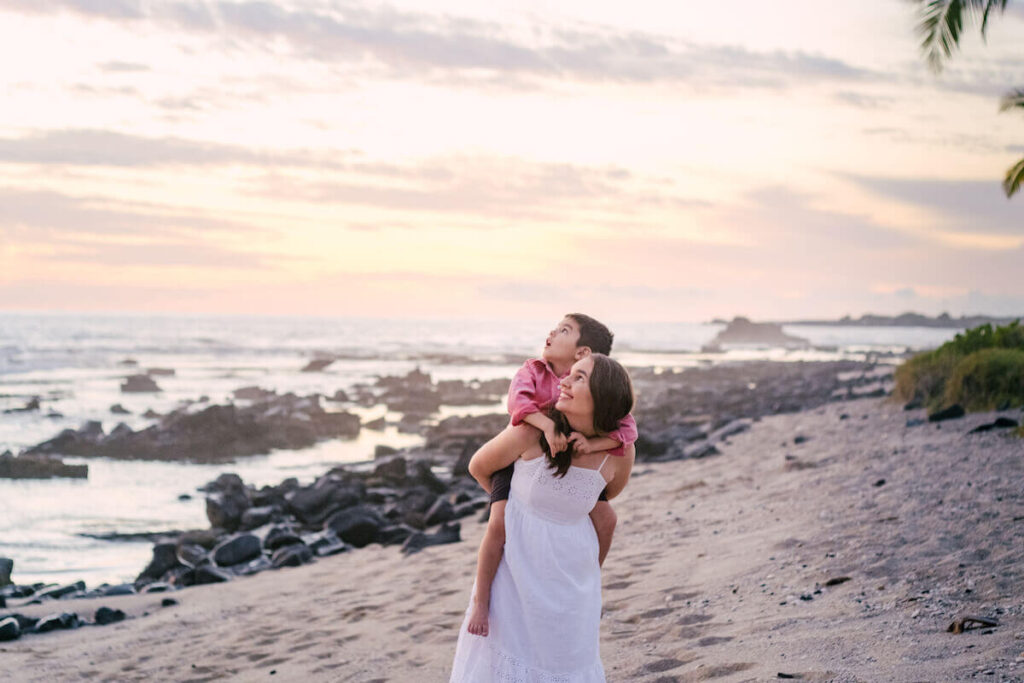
[424,498,455,526]
[285,480,361,526]
[301,358,335,372]
[0,453,88,479]
[121,374,161,393]
[969,417,1019,433]
[411,460,447,494]
[793,434,809,444]
[110,403,131,414]
[143,409,162,419]
[374,457,407,480]
[176,544,209,569]
[3,397,40,413]
[701,317,810,352]
[26,394,360,463]
[35,612,81,633]
[326,388,349,402]
[38,581,85,600]
[161,597,178,607]
[401,521,461,555]
[240,505,275,530]
[376,524,416,546]
[928,404,965,422]
[236,556,274,576]
[374,444,399,458]
[206,490,250,532]
[305,531,348,556]
[233,386,276,401]
[94,606,126,625]
[906,418,926,428]
[323,505,385,548]
[101,583,136,596]
[0,557,12,586]
[193,565,232,584]
[271,543,313,568]
[264,527,304,552]
[683,441,720,459]
[212,534,262,567]
[0,617,20,641]
[141,582,173,594]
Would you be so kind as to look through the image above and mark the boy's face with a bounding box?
[542,316,584,365]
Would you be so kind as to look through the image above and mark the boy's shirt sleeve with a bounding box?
[605,413,638,457]
[507,360,544,426]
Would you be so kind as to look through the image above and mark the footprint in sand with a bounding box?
[677,614,713,625]
[604,580,634,590]
[684,662,755,680]
[696,636,733,647]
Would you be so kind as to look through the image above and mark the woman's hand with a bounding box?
[468,424,540,492]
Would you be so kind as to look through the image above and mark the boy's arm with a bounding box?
[603,413,638,457]
[523,412,567,454]
[507,362,543,426]
[468,424,538,492]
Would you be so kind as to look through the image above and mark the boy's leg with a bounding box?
[589,501,617,567]
[467,500,506,636]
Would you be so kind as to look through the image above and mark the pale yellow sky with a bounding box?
[1,0,1022,322]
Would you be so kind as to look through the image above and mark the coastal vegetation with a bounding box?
[894,320,1024,412]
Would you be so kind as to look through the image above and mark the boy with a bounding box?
[465,313,637,636]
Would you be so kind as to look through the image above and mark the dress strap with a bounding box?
[598,454,611,472]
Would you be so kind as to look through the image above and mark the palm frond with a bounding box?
[918,0,968,71]
[999,88,1024,112]
[1004,157,1024,198]
[915,0,1007,71]
[980,0,1009,36]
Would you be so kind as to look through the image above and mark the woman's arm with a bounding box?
[467,424,539,493]
[602,443,635,501]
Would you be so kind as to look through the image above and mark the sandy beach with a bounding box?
[3,396,1022,682]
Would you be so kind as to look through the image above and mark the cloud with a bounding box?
[833,90,894,109]
[254,157,707,222]
[844,175,1024,234]
[0,128,358,168]
[0,0,879,89]
[41,239,284,269]
[97,60,149,72]
[0,186,263,238]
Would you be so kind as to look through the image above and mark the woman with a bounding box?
[450,353,635,682]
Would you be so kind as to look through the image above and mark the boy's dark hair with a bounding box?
[566,313,613,355]
[541,354,635,478]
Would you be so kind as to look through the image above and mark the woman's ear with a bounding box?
[574,346,592,360]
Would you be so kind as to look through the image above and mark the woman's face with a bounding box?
[554,356,594,417]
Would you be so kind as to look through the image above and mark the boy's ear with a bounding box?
[574,346,592,360]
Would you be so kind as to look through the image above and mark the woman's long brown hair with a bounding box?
[541,354,635,477]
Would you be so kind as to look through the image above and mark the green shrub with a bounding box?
[942,348,1024,411]
[893,348,958,409]
[894,319,1024,412]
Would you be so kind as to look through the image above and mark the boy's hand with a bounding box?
[568,432,592,454]
[545,428,568,454]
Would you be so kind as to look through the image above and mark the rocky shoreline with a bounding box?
[0,358,903,644]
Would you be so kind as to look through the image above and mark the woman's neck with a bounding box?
[565,412,596,438]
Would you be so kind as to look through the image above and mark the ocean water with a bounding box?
[0,312,960,587]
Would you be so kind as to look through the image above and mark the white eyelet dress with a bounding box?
[450,454,611,682]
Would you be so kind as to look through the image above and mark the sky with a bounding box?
[0,0,1022,323]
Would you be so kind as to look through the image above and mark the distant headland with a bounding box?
[711,312,1022,329]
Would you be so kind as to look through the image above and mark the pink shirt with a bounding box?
[506,358,637,456]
